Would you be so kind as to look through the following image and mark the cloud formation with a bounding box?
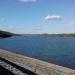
[44,15,63,21]
[19,0,37,2]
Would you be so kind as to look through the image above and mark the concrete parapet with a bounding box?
[0,49,75,75]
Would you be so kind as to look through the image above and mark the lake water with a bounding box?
[0,36,75,69]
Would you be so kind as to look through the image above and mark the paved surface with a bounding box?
[0,49,75,75]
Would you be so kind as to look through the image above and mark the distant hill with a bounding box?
[40,33,75,37]
[21,33,75,38]
[0,30,75,38]
[0,30,15,38]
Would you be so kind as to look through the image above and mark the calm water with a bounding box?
[0,36,75,69]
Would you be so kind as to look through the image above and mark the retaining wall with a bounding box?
[0,49,75,75]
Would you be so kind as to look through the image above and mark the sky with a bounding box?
[0,0,75,34]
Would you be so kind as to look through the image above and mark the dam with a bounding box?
[0,49,75,75]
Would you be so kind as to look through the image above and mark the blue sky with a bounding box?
[0,0,75,34]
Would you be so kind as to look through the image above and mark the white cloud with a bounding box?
[44,15,63,21]
[19,0,37,2]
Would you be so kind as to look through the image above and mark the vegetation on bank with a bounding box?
[23,33,75,38]
[0,30,14,38]
[41,33,75,37]
[0,30,75,38]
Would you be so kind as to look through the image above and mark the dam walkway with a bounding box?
[0,49,75,75]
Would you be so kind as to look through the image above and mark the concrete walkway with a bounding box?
[0,49,75,75]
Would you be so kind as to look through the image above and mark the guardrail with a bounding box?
[0,49,75,75]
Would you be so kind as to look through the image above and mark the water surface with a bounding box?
[0,36,75,69]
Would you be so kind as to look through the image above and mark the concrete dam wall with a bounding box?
[0,49,75,75]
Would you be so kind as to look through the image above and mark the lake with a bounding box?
[0,35,75,69]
